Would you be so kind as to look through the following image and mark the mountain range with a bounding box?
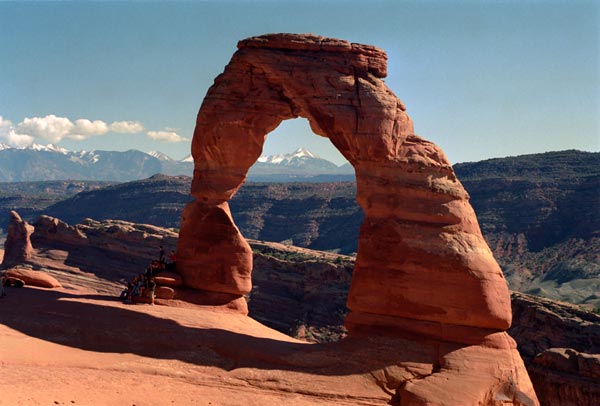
[0,144,352,182]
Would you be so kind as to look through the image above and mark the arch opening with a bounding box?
[260,118,349,167]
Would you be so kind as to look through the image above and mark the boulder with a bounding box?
[153,271,183,287]
[4,268,61,289]
[156,286,176,300]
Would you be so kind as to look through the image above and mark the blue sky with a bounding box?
[1,0,598,165]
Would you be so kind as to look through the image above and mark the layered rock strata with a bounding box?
[510,292,600,406]
[177,33,538,404]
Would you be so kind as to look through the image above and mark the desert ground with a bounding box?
[0,256,401,406]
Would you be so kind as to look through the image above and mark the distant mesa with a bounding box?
[176,33,539,404]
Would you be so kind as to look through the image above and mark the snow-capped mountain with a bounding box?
[29,143,70,154]
[147,150,174,161]
[181,154,194,163]
[255,148,344,171]
[249,147,353,181]
[0,144,193,182]
[257,147,319,165]
[0,144,353,182]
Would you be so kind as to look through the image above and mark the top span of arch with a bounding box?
[191,33,414,204]
[237,33,388,78]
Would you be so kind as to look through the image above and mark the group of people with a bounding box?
[119,245,176,305]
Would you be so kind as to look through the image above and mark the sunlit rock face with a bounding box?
[177,33,539,405]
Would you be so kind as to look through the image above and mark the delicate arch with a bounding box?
[177,34,511,340]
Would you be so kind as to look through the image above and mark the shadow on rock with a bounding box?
[0,287,439,377]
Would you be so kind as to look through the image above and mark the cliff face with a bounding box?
[509,293,600,406]
[248,241,354,342]
[454,150,600,309]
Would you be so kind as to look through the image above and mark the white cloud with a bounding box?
[109,120,144,133]
[4,131,34,148]
[0,116,34,148]
[17,114,74,143]
[71,118,109,137]
[147,130,188,143]
[3,115,145,144]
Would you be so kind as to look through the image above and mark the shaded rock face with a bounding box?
[510,293,600,406]
[2,211,34,268]
[530,349,600,406]
[179,33,510,335]
[178,33,537,405]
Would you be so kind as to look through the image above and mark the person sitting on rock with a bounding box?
[119,282,133,301]
[158,245,165,265]
[146,277,156,305]
[131,275,143,300]
[146,262,154,279]
[150,260,165,276]
[167,250,177,271]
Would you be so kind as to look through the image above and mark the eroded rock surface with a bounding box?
[530,349,600,406]
[179,33,511,334]
[177,33,537,405]
[2,211,34,268]
[510,292,600,406]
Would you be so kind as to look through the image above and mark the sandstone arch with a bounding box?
[177,33,512,341]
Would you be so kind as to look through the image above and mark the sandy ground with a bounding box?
[0,285,397,406]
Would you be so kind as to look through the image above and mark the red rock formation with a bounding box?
[154,271,183,287]
[179,33,510,333]
[510,292,600,406]
[156,286,175,300]
[2,211,34,268]
[4,267,62,289]
[177,33,538,405]
[529,349,600,406]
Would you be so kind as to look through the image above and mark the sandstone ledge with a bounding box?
[238,33,387,78]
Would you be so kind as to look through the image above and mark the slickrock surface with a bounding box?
[0,286,534,406]
[0,286,384,406]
